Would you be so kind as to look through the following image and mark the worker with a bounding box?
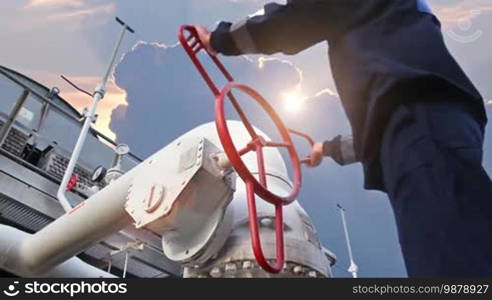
[194,0,492,277]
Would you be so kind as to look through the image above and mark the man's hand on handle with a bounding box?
[193,25,217,55]
[308,142,324,167]
[307,135,358,168]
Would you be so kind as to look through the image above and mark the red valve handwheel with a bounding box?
[179,25,313,273]
[216,82,302,205]
[216,82,303,273]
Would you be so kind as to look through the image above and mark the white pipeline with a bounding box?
[0,225,116,278]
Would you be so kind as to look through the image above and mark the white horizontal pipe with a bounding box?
[21,172,135,274]
[0,225,116,278]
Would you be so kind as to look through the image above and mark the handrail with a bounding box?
[0,68,142,163]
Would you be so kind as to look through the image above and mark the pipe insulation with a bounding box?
[0,225,116,278]
[2,165,139,275]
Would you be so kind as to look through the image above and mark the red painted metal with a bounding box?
[216,82,301,273]
[68,201,85,215]
[246,181,284,273]
[215,82,301,206]
[288,128,316,165]
[178,25,257,138]
[179,25,314,273]
[66,173,78,191]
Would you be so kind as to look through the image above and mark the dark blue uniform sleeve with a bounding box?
[210,0,393,55]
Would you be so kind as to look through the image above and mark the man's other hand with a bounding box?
[308,142,324,167]
[193,25,217,55]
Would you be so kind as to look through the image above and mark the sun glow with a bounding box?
[282,91,306,113]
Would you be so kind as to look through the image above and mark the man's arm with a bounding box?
[207,0,393,56]
[211,1,331,55]
[322,135,358,166]
[310,135,358,167]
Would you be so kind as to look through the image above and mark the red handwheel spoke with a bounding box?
[255,145,267,188]
[246,181,284,273]
[189,39,199,50]
[265,141,291,148]
[227,92,258,139]
[238,144,254,156]
[193,45,203,54]
[288,128,314,146]
[215,81,302,206]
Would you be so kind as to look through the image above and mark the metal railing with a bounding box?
[0,67,142,164]
[0,68,141,201]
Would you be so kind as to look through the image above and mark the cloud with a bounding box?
[17,0,115,30]
[109,40,306,156]
[314,88,339,98]
[58,76,125,140]
[29,71,126,140]
[23,0,85,9]
[45,3,115,23]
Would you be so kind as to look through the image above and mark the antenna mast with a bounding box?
[337,203,359,278]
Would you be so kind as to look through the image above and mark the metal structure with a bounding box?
[178,25,316,273]
[0,65,178,278]
[0,20,337,278]
[57,17,134,212]
[337,204,358,278]
[1,110,335,277]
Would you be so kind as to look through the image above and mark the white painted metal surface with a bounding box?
[1,120,333,278]
[179,122,334,277]
[338,204,358,278]
[0,225,115,277]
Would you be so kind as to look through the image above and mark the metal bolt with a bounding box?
[293,265,303,275]
[260,218,273,227]
[224,263,237,273]
[242,261,253,270]
[209,267,222,278]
